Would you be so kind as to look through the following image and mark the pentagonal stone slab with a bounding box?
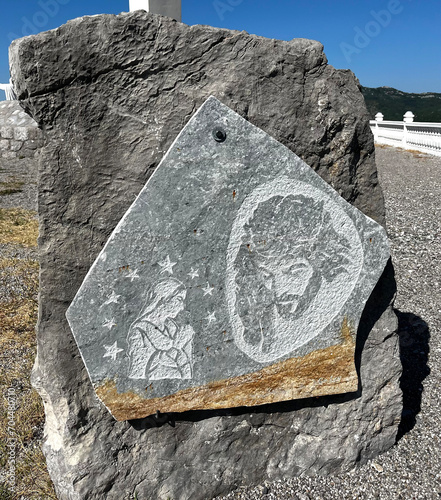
[66,97,389,421]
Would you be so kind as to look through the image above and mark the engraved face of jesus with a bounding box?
[233,195,329,352]
[226,178,363,363]
[258,254,313,316]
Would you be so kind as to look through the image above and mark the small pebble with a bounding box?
[371,462,384,473]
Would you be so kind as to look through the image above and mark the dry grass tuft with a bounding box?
[0,209,57,498]
[0,179,25,197]
[375,144,429,159]
[0,209,38,247]
[14,447,57,499]
[0,259,39,350]
[403,148,430,159]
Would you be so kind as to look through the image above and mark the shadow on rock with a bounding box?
[129,390,360,430]
[395,310,431,441]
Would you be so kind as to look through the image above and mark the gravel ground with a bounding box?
[0,155,38,266]
[0,156,38,212]
[217,145,441,499]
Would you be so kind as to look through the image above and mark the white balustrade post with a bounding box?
[129,0,181,21]
[403,111,414,148]
[374,112,383,142]
[375,112,384,122]
[403,111,415,123]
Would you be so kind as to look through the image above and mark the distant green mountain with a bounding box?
[361,86,441,123]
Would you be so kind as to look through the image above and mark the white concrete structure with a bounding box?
[403,111,415,123]
[375,112,384,122]
[129,0,181,21]
[0,80,16,101]
[370,112,441,157]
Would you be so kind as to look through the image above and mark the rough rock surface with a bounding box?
[0,100,43,159]
[10,11,402,500]
[66,97,390,421]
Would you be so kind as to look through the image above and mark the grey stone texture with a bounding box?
[66,97,389,421]
[10,11,402,500]
[148,0,182,21]
[0,100,43,159]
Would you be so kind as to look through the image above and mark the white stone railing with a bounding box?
[370,112,441,157]
[0,82,16,101]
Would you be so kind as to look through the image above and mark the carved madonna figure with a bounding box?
[226,176,364,363]
[127,278,195,380]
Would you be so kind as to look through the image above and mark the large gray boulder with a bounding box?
[10,11,402,500]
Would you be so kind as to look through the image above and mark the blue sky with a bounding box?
[0,0,440,95]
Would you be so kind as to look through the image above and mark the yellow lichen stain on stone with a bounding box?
[96,317,358,421]
[340,316,355,345]
[329,162,340,178]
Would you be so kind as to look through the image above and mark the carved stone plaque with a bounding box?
[66,97,389,421]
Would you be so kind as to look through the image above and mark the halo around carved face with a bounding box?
[226,176,364,363]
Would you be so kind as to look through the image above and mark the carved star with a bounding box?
[205,312,216,325]
[102,318,117,330]
[158,255,177,275]
[103,341,124,361]
[126,269,140,282]
[188,267,199,279]
[202,283,214,296]
[102,291,120,307]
